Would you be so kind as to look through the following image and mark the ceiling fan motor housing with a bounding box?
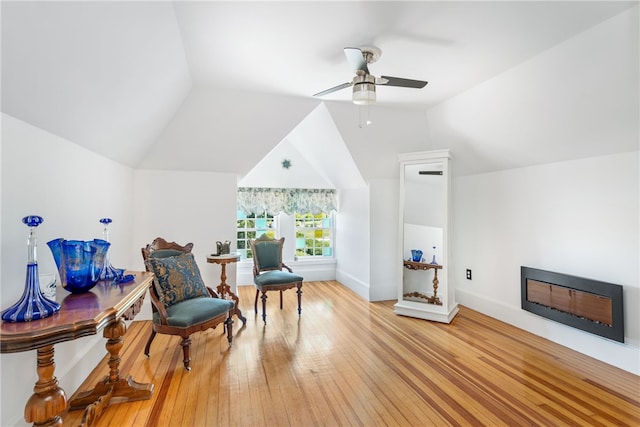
[352,74,376,105]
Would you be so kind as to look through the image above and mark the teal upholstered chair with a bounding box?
[141,237,234,371]
[250,234,303,323]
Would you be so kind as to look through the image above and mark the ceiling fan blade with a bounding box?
[313,82,353,97]
[379,76,428,89]
[344,47,369,74]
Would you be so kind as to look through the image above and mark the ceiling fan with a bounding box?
[313,46,428,105]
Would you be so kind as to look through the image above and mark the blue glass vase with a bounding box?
[1,216,61,322]
[411,249,423,262]
[47,238,110,293]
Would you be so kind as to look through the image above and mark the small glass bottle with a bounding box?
[1,216,61,322]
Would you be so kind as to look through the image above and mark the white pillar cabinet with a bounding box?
[394,149,458,323]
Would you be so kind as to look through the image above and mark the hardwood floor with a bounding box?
[64,281,639,426]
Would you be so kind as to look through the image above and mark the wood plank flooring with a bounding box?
[63,281,639,426]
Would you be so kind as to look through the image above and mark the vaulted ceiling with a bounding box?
[2,1,637,185]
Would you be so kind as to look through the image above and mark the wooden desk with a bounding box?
[206,253,247,326]
[403,261,443,305]
[0,271,154,427]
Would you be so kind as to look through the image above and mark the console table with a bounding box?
[0,271,154,427]
[206,253,247,326]
[402,261,443,305]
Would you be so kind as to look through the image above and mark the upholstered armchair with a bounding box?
[141,237,234,371]
[250,234,303,323]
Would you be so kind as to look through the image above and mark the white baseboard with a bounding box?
[336,268,370,301]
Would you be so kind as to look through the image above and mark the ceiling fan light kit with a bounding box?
[313,46,428,106]
[352,74,376,105]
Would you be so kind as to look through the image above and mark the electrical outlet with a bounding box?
[466,269,472,280]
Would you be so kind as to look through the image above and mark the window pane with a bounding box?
[293,210,333,258]
[237,210,277,259]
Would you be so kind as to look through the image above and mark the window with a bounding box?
[236,210,276,259]
[237,187,337,261]
[295,212,333,257]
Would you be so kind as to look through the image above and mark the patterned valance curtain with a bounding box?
[237,188,337,215]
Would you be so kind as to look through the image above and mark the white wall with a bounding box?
[369,179,400,301]
[335,187,371,300]
[131,169,238,296]
[1,114,134,426]
[425,5,639,375]
[452,152,639,374]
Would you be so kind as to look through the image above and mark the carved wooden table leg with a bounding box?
[24,345,68,427]
[216,261,247,325]
[68,318,153,410]
[78,386,113,427]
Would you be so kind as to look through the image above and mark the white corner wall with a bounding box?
[453,152,639,374]
[1,113,135,426]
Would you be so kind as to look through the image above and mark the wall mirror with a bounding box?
[394,150,458,323]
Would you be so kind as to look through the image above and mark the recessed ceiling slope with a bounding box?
[138,87,319,175]
[1,1,192,167]
[238,137,334,189]
[239,104,367,190]
[287,104,366,190]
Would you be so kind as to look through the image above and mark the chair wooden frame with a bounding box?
[141,237,233,371]
[250,235,302,323]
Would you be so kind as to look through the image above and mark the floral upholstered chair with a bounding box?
[141,237,234,371]
[250,234,303,323]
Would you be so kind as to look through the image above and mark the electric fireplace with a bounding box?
[521,266,624,343]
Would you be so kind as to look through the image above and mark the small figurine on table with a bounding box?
[216,240,231,256]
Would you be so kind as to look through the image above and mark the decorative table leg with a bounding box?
[24,345,67,427]
[217,262,247,325]
[78,386,113,427]
[68,318,153,410]
[432,269,442,305]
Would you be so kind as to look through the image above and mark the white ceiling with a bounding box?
[2,1,637,184]
[174,1,634,107]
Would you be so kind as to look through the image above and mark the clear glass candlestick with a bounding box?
[430,246,438,265]
[98,218,125,281]
[1,216,61,322]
